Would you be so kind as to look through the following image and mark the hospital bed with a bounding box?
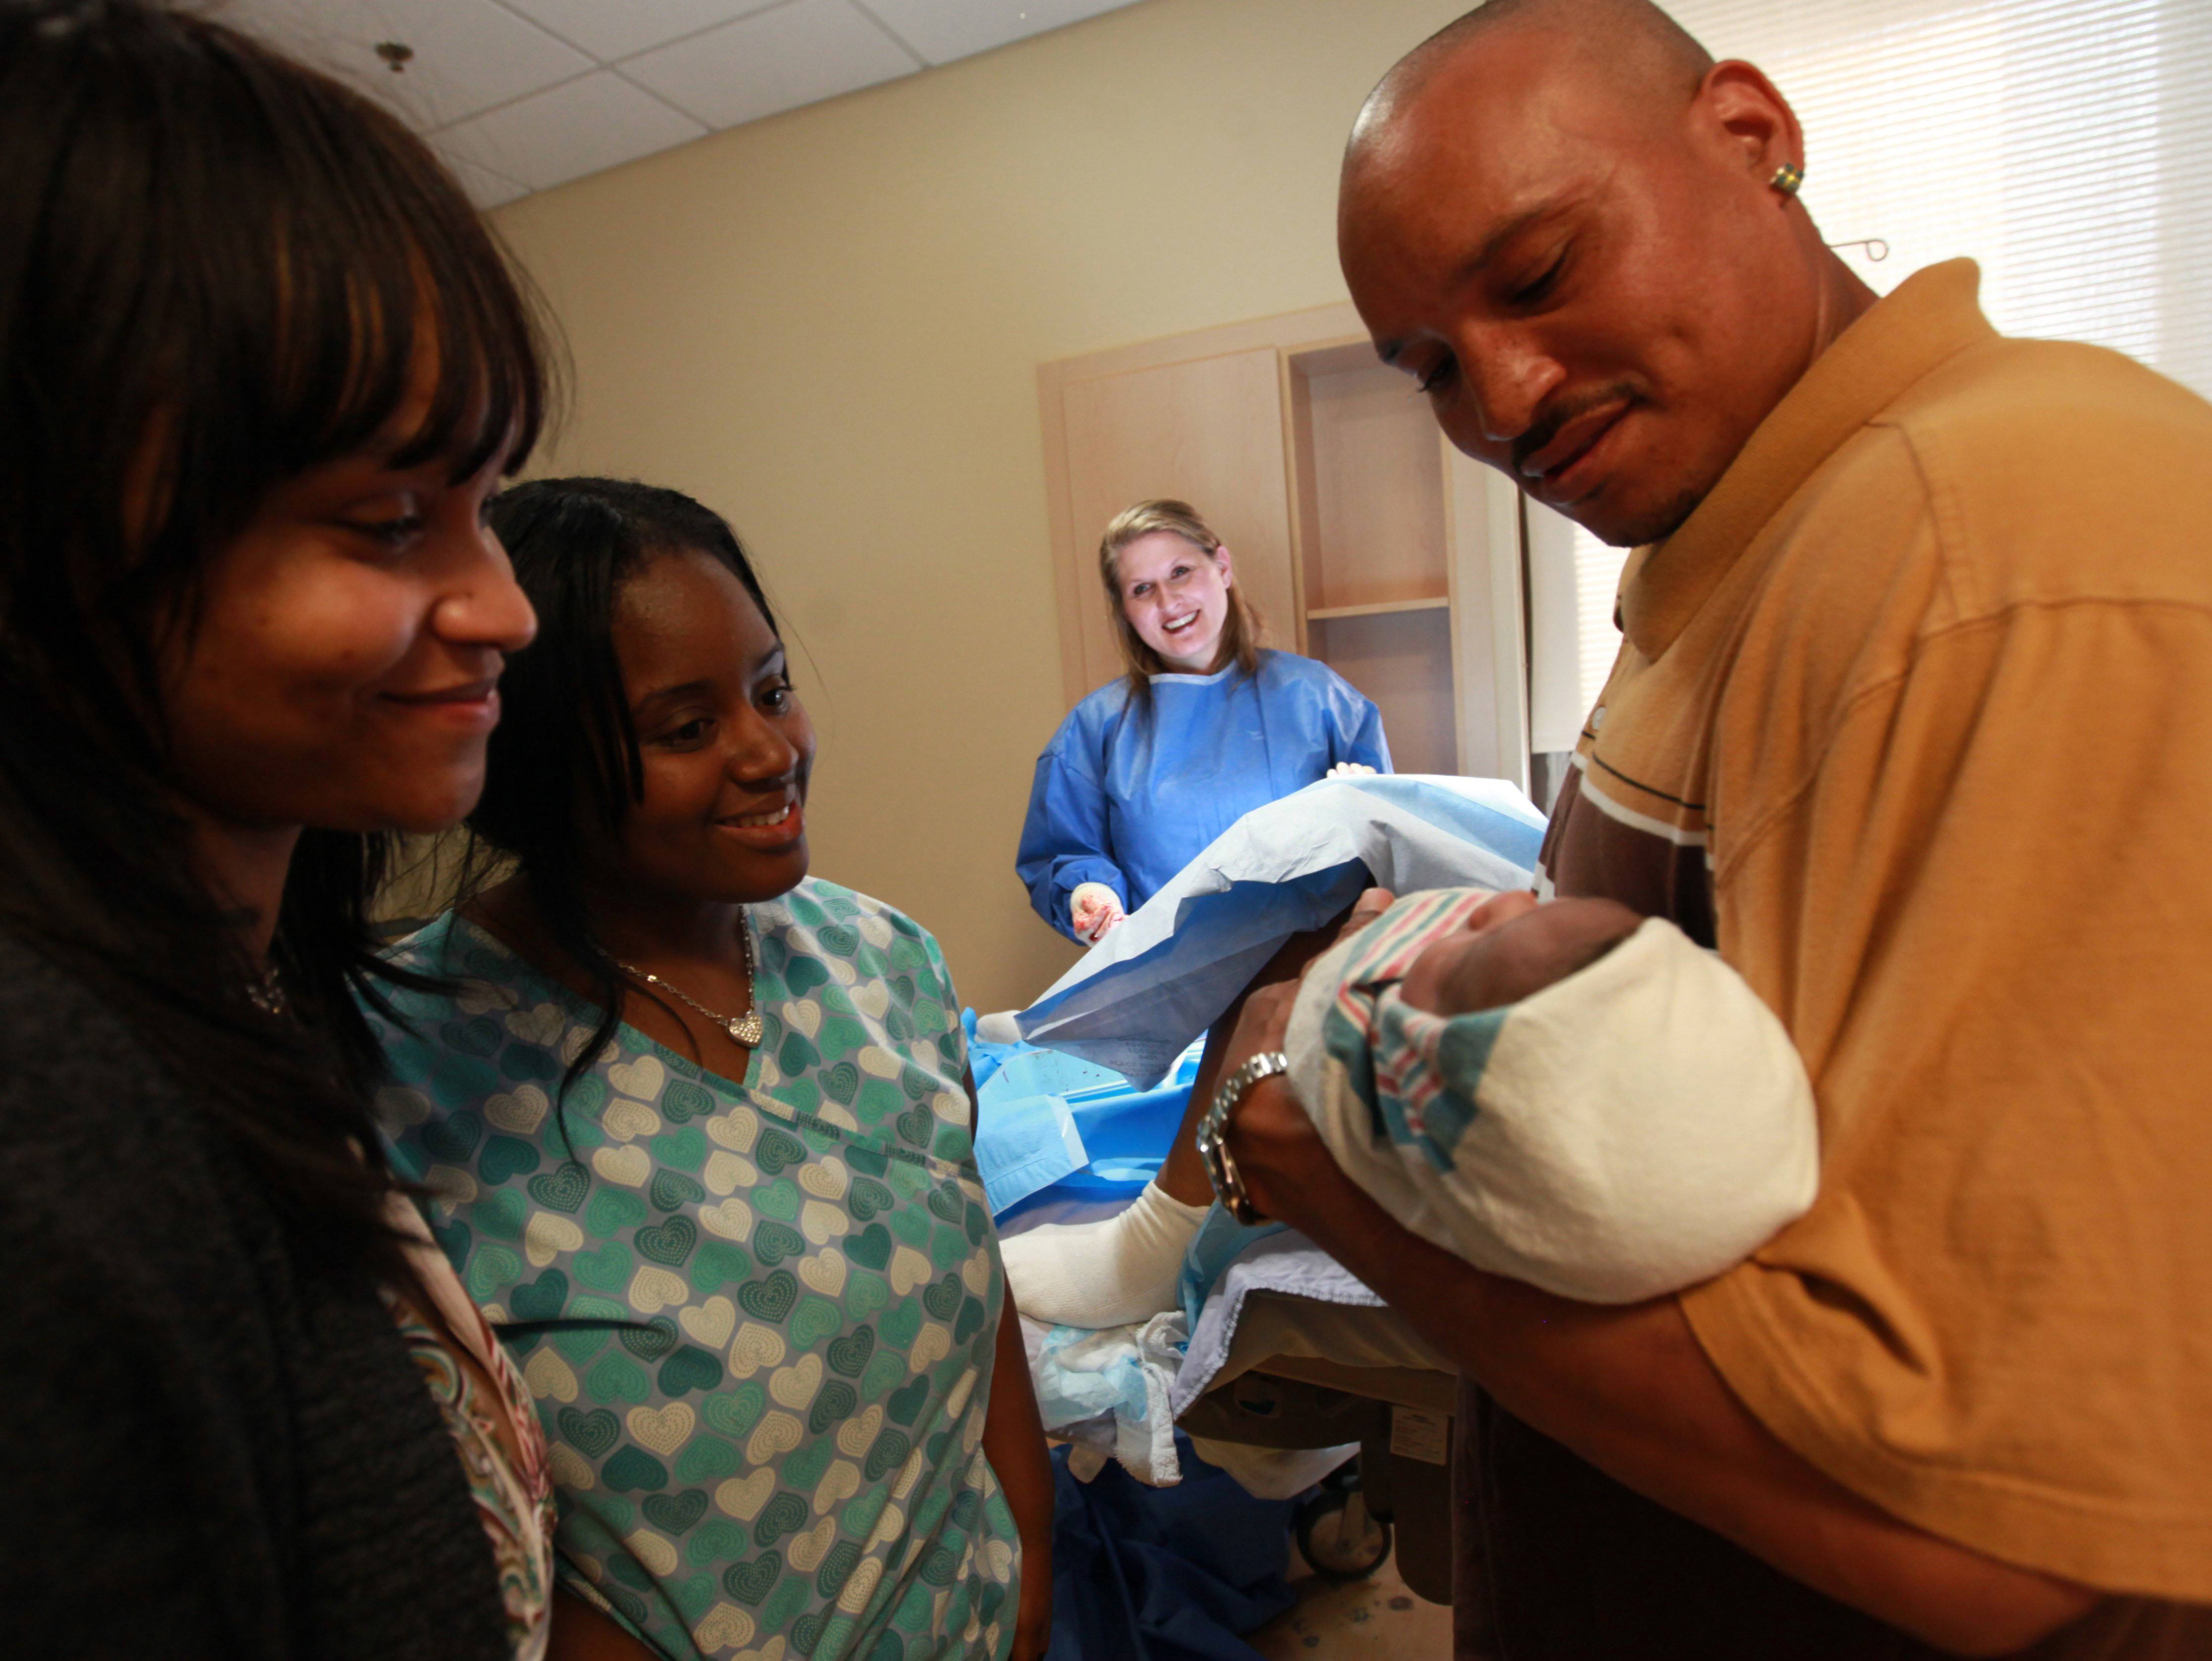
[976,777,1554,1608]
[1179,1290,1457,1601]
[979,1038,1462,1605]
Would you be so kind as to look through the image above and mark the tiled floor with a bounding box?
[1248,1541,1455,1659]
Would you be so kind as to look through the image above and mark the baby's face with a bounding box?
[1398,894,1643,1016]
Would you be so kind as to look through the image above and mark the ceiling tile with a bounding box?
[622,0,921,130]
[855,0,1142,67]
[492,0,780,63]
[429,144,532,210]
[436,71,707,193]
[216,0,591,129]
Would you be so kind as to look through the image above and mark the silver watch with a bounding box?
[1196,1050,1290,1226]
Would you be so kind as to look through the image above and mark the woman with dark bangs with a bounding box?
[364,479,1056,1661]
[0,4,640,1657]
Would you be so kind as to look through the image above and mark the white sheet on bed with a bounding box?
[1171,1229,1399,1417]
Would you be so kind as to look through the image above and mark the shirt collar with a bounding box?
[1149,650,1263,686]
[1620,258,1996,660]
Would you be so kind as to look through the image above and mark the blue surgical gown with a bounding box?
[1017,649,1391,942]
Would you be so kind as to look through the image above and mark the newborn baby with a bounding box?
[1282,888,1819,1303]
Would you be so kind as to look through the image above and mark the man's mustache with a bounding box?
[1510,381,1645,476]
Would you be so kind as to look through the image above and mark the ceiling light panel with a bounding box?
[492,0,786,63]
[218,0,589,129]
[855,0,1144,67]
[622,0,922,131]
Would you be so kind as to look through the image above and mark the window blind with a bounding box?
[1528,0,2212,751]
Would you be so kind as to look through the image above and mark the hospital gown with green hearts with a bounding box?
[368,880,1019,1661]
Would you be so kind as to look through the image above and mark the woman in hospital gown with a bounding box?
[1016,499,1390,944]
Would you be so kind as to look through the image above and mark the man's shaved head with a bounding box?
[1357,0,1714,154]
[1337,0,1872,546]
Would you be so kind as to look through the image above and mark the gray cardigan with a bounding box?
[0,932,508,1659]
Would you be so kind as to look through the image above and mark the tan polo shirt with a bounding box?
[1539,259,2212,1609]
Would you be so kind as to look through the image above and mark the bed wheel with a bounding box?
[1294,1467,1392,1581]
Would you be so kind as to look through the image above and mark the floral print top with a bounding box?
[386,1194,557,1661]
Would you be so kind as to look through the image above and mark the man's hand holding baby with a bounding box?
[1217,882,1819,1310]
[1208,886,1398,1227]
[1214,885,1642,1227]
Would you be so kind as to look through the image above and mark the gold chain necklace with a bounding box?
[607,913,764,1046]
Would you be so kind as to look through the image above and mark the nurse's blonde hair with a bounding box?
[1098,499,1263,708]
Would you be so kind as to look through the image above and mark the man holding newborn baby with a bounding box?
[1206,0,2212,1654]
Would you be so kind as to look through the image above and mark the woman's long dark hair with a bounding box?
[0,0,549,1278]
[465,479,779,1098]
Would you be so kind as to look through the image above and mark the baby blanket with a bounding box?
[1287,891,1821,1303]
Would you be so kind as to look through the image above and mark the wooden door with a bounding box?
[1047,346,1296,705]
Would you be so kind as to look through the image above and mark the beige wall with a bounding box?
[492,0,1467,1014]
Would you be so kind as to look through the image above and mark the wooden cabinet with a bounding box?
[1053,344,1297,701]
[1038,302,1531,787]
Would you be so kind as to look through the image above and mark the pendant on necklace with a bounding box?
[728,1012,764,1045]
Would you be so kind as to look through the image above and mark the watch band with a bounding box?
[1196,1050,1290,1226]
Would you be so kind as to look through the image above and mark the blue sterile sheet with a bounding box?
[1017,774,1547,1088]
[972,1030,1203,1219]
[1041,1436,1296,1661]
[973,1089,1090,1217]
[971,1035,1108,1216]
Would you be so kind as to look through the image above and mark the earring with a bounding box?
[1770,161,1804,197]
